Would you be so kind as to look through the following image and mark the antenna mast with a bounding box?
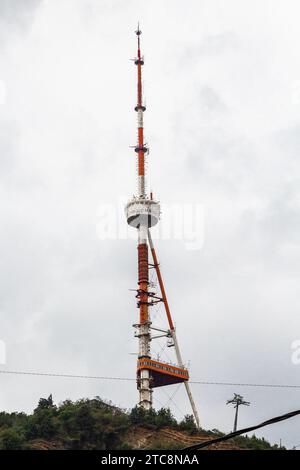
[125,26,200,427]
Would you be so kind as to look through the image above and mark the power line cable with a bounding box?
[291,443,300,450]
[0,370,135,381]
[189,380,300,389]
[0,369,299,390]
[183,409,300,450]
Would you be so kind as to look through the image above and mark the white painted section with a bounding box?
[137,109,143,128]
[137,288,152,408]
[140,368,152,409]
[125,197,160,228]
[138,322,150,356]
[138,224,148,245]
[138,175,145,197]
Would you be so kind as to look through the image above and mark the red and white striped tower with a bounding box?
[125,26,200,427]
[126,25,160,409]
[135,25,146,198]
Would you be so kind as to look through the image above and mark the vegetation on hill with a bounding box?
[0,395,283,450]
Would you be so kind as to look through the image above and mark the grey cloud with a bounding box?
[0,0,41,42]
[181,31,239,66]
[0,0,299,450]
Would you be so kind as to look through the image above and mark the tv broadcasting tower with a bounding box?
[125,25,200,428]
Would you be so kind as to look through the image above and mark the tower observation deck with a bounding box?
[125,26,200,428]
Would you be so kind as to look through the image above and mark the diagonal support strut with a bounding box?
[147,229,201,429]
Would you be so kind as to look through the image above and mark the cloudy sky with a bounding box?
[1,0,300,448]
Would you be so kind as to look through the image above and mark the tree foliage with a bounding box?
[129,405,176,428]
[178,414,197,433]
[0,396,283,450]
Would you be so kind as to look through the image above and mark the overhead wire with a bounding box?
[183,409,300,450]
[0,370,299,390]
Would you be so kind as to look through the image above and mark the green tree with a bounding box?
[155,408,176,428]
[25,409,56,440]
[178,414,197,432]
[130,406,157,426]
[0,429,25,450]
[35,394,55,412]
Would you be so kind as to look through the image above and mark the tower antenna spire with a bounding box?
[125,28,200,428]
[136,22,141,35]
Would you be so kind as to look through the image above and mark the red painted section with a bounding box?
[136,35,145,178]
[138,243,149,324]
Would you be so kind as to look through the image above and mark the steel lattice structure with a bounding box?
[125,26,200,428]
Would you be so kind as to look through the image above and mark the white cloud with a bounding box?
[0,0,300,448]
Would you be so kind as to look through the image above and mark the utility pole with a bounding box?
[226,394,250,432]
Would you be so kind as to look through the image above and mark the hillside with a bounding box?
[0,395,283,450]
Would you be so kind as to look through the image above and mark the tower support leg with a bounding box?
[172,330,200,429]
[147,229,200,429]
